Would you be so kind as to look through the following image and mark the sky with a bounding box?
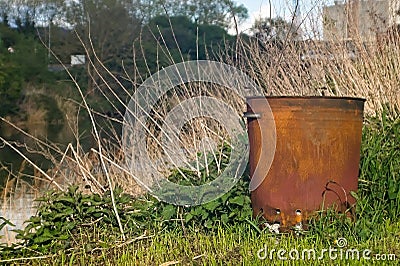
[233,0,335,37]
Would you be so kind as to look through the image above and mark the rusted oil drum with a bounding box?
[245,96,365,228]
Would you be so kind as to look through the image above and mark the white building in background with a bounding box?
[323,0,400,42]
[71,55,85,66]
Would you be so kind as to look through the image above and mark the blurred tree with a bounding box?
[0,0,37,33]
[0,24,51,116]
[0,24,49,80]
[0,1,10,25]
[1,0,248,31]
[0,0,245,95]
[185,0,248,29]
[0,53,23,116]
[136,15,235,74]
[129,0,248,30]
[252,17,298,43]
[0,0,65,26]
[61,0,141,93]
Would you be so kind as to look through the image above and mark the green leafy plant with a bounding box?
[5,185,136,255]
[182,178,252,229]
[153,142,253,230]
[0,216,14,233]
[0,168,254,258]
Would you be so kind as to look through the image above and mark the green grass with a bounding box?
[101,223,400,265]
[0,115,399,265]
[98,222,399,265]
[2,222,399,265]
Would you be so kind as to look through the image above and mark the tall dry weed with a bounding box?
[2,3,400,201]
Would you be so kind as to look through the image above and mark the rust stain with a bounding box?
[246,96,365,229]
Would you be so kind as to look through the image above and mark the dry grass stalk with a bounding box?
[1,6,400,242]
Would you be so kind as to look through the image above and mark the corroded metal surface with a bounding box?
[246,96,365,228]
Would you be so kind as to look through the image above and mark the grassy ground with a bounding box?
[0,115,399,265]
[79,222,400,265]
[2,222,399,265]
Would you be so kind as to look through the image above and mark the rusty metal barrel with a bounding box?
[245,96,365,228]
